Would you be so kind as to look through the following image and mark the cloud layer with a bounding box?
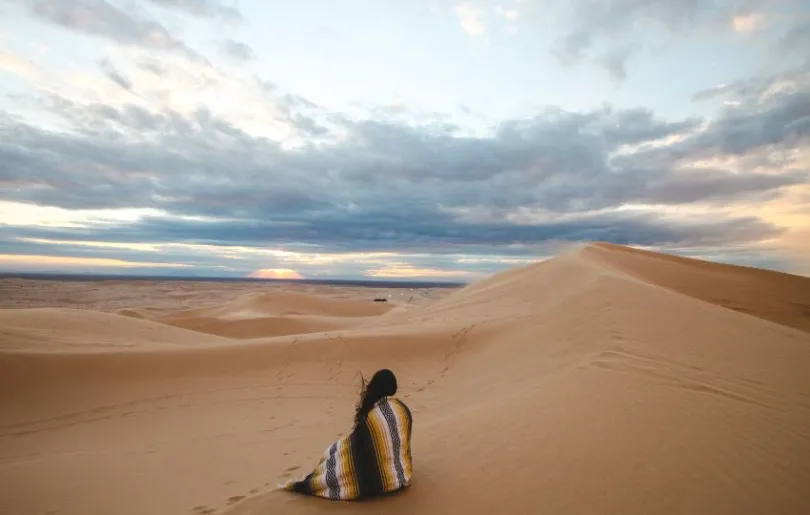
[1,0,808,278]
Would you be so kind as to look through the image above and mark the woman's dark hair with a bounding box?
[354,369,397,427]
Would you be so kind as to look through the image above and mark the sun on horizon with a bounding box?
[248,268,304,280]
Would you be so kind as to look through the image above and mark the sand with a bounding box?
[1,242,809,514]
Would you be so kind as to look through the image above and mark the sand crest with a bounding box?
[1,243,809,514]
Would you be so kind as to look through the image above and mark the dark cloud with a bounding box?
[25,0,205,62]
[697,94,810,155]
[632,73,810,170]
[0,54,805,271]
[0,90,801,220]
[638,168,804,204]
[599,46,632,82]
[136,58,168,76]
[99,58,133,91]
[0,232,504,279]
[145,0,241,21]
[0,208,783,258]
[692,62,810,105]
[779,18,810,62]
[218,38,255,63]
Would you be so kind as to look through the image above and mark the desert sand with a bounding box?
[1,242,809,514]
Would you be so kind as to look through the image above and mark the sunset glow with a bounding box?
[0,254,192,269]
[248,269,304,280]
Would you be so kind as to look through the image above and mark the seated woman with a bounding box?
[281,369,413,501]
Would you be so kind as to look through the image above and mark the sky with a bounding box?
[0,0,808,281]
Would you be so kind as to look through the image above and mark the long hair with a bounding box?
[354,369,398,427]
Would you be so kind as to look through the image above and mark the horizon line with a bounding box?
[0,271,470,288]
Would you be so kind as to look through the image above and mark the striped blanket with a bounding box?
[282,396,413,501]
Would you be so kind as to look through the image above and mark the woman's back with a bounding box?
[360,396,413,494]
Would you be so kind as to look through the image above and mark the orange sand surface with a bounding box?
[1,243,809,514]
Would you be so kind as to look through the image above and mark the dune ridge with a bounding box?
[585,242,810,332]
[1,243,809,515]
[160,290,394,319]
[154,291,394,339]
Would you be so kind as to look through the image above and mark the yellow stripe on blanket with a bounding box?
[366,407,392,490]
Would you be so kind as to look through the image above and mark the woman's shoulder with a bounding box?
[373,395,401,405]
[372,396,411,415]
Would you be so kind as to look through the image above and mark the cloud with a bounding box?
[1,71,804,235]
[0,197,786,253]
[366,262,478,279]
[0,231,507,279]
[24,0,205,62]
[455,3,487,37]
[218,38,255,63]
[451,2,518,39]
[691,61,810,105]
[494,5,518,22]
[99,58,133,91]
[0,36,808,276]
[691,83,732,102]
[635,168,804,205]
[640,78,810,160]
[144,0,242,21]
[547,0,797,79]
[0,50,37,79]
[779,18,810,61]
[0,253,192,270]
[0,207,785,280]
[136,58,167,76]
[732,13,764,33]
[599,45,634,81]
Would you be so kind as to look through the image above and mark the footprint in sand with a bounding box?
[192,506,215,515]
[227,495,245,505]
[281,465,300,477]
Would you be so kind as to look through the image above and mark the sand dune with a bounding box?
[1,243,809,515]
[0,307,228,352]
[155,291,394,339]
[160,290,395,319]
[585,242,810,332]
[157,313,362,339]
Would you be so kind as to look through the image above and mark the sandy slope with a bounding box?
[585,242,810,332]
[155,291,393,338]
[1,243,809,515]
[0,308,229,352]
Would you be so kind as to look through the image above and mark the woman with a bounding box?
[281,369,413,501]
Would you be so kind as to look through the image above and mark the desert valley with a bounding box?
[1,242,809,514]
